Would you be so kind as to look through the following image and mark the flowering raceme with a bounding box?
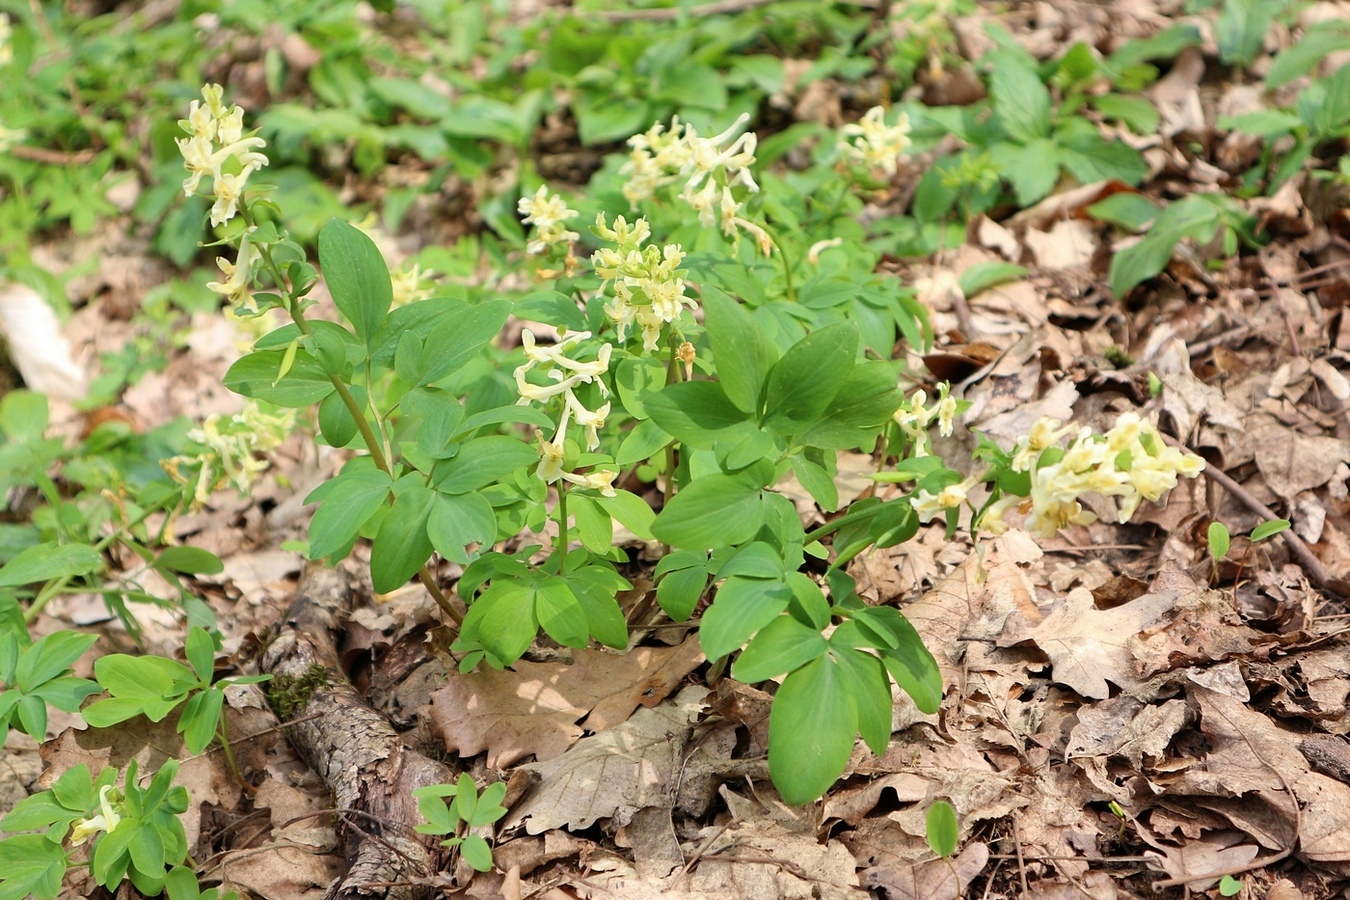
[514,331,617,497]
[981,412,1206,537]
[162,402,296,511]
[621,114,770,253]
[592,214,696,353]
[838,106,912,176]
[518,185,580,256]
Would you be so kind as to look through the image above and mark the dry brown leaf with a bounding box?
[1145,831,1260,891]
[1129,588,1274,678]
[679,819,863,900]
[1015,587,1175,699]
[1066,697,1189,768]
[501,685,706,835]
[1249,420,1350,500]
[860,842,989,900]
[430,638,703,768]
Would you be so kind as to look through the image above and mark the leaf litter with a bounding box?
[5,1,1350,899]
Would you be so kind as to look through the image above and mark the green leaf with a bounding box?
[768,656,856,805]
[223,349,335,407]
[880,625,944,715]
[154,547,225,576]
[1267,28,1350,87]
[1057,131,1148,186]
[1109,196,1220,296]
[958,262,1028,298]
[1092,94,1160,134]
[656,566,707,621]
[184,627,216,684]
[989,50,1052,142]
[1207,521,1231,560]
[715,542,786,581]
[0,391,49,443]
[651,475,763,550]
[420,301,510,385]
[318,390,361,448]
[797,360,902,450]
[565,566,629,649]
[0,542,103,587]
[318,218,393,344]
[1219,874,1244,896]
[460,833,494,872]
[129,822,167,875]
[790,455,839,511]
[0,834,67,900]
[2,788,78,833]
[833,645,892,754]
[926,800,959,857]
[462,579,537,665]
[731,614,827,683]
[703,286,776,415]
[179,687,224,754]
[596,490,656,542]
[700,576,791,661]
[306,467,393,561]
[1216,0,1281,66]
[1000,139,1060,206]
[370,482,437,593]
[570,495,613,554]
[1087,192,1160,231]
[15,631,97,691]
[645,381,751,450]
[427,493,497,565]
[534,577,589,648]
[1250,518,1291,542]
[763,322,858,433]
[434,436,538,493]
[514,291,588,332]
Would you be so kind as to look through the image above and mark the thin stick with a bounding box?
[1011,817,1030,900]
[1163,435,1337,597]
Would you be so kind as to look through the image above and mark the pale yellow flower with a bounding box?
[70,786,121,846]
[839,106,912,176]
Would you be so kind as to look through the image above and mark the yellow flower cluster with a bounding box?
[176,84,269,227]
[893,384,958,457]
[620,114,770,253]
[591,214,695,354]
[838,106,912,176]
[518,185,580,256]
[162,401,296,511]
[513,331,617,497]
[70,785,122,847]
[983,412,1206,537]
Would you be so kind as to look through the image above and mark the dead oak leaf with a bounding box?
[502,685,707,835]
[1015,587,1175,699]
[429,638,703,768]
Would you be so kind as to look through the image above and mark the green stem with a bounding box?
[556,484,571,573]
[242,210,461,626]
[215,712,255,795]
[766,228,797,305]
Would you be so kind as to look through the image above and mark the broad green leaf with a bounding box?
[2,788,77,833]
[731,614,827,683]
[318,389,361,448]
[420,301,510,385]
[427,493,497,565]
[1268,28,1350,87]
[318,218,393,344]
[179,687,224,754]
[0,834,67,900]
[989,50,1052,142]
[797,360,902,450]
[462,580,537,665]
[370,482,437,593]
[154,547,225,576]
[15,631,97,691]
[223,349,335,407]
[566,570,628,649]
[790,455,839,512]
[0,391,48,443]
[48,764,95,814]
[306,467,393,561]
[651,475,762,550]
[768,656,857,804]
[763,322,858,433]
[1092,94,1160,134]
[1207,522,1231,559]
[1057,131,1148,186]
[832,645,892,754]
[656,566,707,621]
[715,542,785,581]
[1250,518,1291,541]
[460,833,494,872]
[926,800,959,857]
[434,435,538,494]
[92,655,193,701]
[1109,196,1220,296]
[129,822,167,874]
[645,381,750,450]
[534,577,589,648]
[958,262,1028,298]
[93,819,138,886]
[1087,192,1160,231]
[0,542,103,587]
[880,625,944,715]
[513,291,588,332]
[614,355,667,420]
[570,495,613,554]
[699,576,791,661]
[596,490,656,542]
[1000,139,1060,206]
[703,286,776,415]
[184,627,215,684]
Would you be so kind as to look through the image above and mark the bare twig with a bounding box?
[1161,434,1340,599]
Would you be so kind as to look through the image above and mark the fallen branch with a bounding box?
[262,563,455,900]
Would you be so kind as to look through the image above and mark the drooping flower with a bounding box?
[518,185,580,255]
[70,785,122,847]
[591,214,696,353]
[514,331,615,491]
[177,84,268,226]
